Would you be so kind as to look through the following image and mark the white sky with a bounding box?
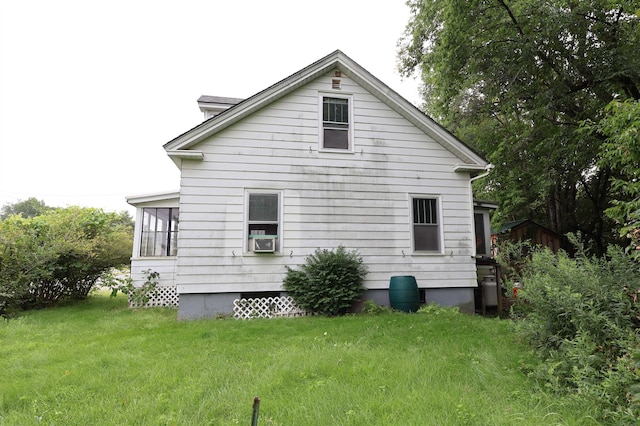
[0,0,421,216]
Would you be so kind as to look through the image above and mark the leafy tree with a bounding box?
[399,0,640,254]
[1,197,52,219]
[0,207,133,315]
[0,215,52,314]
[587,99,640,258]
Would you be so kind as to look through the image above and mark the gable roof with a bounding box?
[164,50,489,171]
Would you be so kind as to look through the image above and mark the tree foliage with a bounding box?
[0,206,133,315]
[1,197,52,219]
[399,0,640,254]
[586,99,640,259]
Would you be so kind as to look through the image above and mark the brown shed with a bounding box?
[494,219,562,252]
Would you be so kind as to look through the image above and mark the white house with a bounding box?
[127,50,492,319]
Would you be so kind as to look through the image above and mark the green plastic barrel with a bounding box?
[389,276,420,313]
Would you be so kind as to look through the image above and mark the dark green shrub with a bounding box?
[283,246,368,316]
[510,240,640,423]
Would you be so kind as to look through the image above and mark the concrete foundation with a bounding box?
[178,292,240,320]
[177,286,476,319]
[362,287,475,314]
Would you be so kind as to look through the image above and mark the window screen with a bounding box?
[413,198,439,251]
[248,193,279,242]
[322,97,349,149]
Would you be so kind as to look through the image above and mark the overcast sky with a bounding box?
[0,0,421,215]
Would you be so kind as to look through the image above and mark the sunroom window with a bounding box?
[140,208,179,256]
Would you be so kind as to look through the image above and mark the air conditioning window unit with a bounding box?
[253,237,276,253]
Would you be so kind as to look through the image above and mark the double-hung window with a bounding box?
[321,96,351,150]
[140,208,179,256]
[412,197,441,252]
[247,192,280,252]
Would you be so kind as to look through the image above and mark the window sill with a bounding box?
[243,252,284,257]
[131,255,177,260]
[411,251,445,256]
[319,147,354,154]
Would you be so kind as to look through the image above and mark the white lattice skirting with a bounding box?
[130,286,179,308]
[233,296,308,319]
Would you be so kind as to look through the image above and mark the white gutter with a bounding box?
[470,163,494,182]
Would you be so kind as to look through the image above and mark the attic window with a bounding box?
[332,79,341,90]
[321,95,352,150]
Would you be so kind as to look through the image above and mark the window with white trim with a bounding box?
[412,197,441,252]
[246,192,280,252]
[321,95,352,150]
[140,208,179,256]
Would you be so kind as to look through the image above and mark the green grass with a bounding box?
[0,293,599,425]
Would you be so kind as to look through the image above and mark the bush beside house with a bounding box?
[283,246,368,316]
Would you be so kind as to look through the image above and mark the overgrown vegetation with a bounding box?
[503,240,640,423]
[0,292,597,425]
[283,246,368,316]
[0,204,132,316]
[102,268,160,306]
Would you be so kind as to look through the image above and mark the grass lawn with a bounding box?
[0,292,599,425]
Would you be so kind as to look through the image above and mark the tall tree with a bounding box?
[1,197,51,219]
[399,0,640,253]
[588,99,640,259]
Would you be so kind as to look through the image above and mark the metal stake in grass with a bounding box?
[251,396,260,426]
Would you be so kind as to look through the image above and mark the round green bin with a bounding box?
[389,276,420,313]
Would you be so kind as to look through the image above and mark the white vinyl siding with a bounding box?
[174,72,476,294]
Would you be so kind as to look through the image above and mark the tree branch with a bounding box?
[497,0,525,36]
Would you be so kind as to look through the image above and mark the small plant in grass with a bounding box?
[283,246,368,316]
[417,303,460,316]
[360,299,393,315]
[102,268,159,306]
